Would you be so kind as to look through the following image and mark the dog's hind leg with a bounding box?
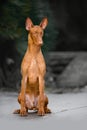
[44,95,51,114]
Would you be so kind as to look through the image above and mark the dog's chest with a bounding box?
[29,59,38,72]
[25,94,38,109]
[28,59,39,81]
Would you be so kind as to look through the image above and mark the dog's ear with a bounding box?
[25,17,33,31]
[40,17,48,30]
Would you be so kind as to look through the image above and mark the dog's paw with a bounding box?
[13,109,20,114]
[38,109,45,116]
[20,108,28,116]
[45,108,51,114]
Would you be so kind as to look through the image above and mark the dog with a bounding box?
[13,17,51,116]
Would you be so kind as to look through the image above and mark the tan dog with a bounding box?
[14,17,51,116]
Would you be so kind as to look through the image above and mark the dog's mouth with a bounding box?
[36,40,43,46]
[38,39,43,45]
[39,42,43,46]
[33,38,43,46]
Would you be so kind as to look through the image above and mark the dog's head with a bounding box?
[25,17,48,46]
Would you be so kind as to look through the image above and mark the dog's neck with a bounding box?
[27,34,42,55]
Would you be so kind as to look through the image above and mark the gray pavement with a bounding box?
[0,91,87,130]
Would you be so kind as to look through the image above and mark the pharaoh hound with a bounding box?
[14,17,51,116]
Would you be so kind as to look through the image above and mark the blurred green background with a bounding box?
[0,0,58,56]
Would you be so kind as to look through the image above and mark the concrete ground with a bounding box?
[0,91,87,130]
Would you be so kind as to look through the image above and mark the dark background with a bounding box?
[0,0,87,92]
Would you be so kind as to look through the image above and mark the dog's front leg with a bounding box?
[38,76,45,116]
[20,76,27,116]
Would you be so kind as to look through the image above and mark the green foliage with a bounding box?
[0,0,31,39]
[0,0,59,55]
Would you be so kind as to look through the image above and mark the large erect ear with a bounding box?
[25,17,33,31]
[40,17,48,30]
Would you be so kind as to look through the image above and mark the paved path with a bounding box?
[0,91,87,130]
